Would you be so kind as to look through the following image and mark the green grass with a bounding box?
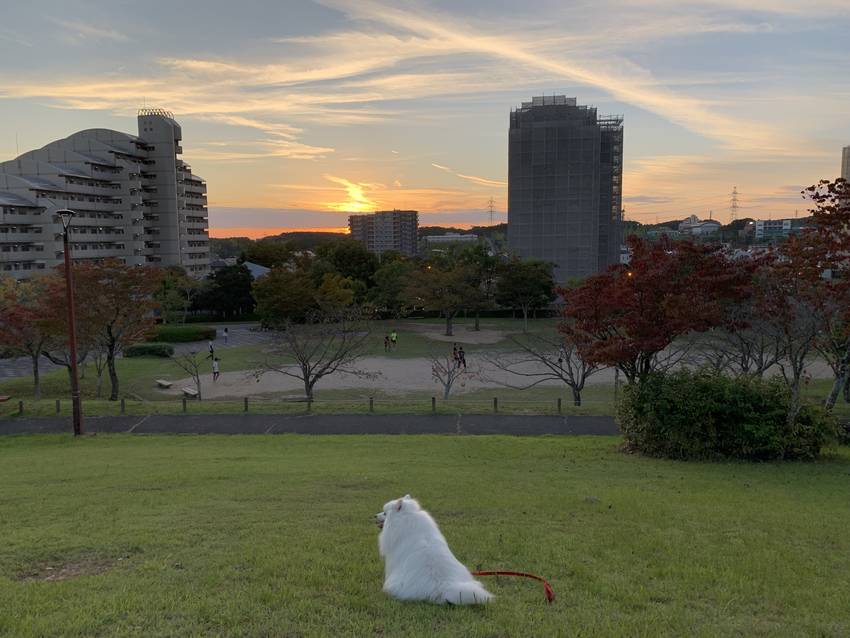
[0,435,849,637]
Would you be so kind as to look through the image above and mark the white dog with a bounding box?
[375,495,493,605]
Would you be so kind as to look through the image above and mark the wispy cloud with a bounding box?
[51,19,129,43]
[431,163,506,187]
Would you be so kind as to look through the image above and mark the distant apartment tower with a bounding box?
[0,109,209,279]
[348,210,418,256]
[508,95,623,281]
[842,145,850,181]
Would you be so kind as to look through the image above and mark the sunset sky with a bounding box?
[1,0,848,237]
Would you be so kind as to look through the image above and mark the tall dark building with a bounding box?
[508,95,623,281]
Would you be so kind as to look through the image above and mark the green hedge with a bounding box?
[124,342,175,358]
[149,325,216,343]
[617,370,833,461]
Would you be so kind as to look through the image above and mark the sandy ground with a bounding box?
[158,353,839,401]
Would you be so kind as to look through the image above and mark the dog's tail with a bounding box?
[443,580,494,605]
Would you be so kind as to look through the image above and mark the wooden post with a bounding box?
[182,397,187,413]
[120,398,125,414]
[307,398,312,412]
[369,397,374,412]
[557,397,562,414]
[55,399,61,414]
[493,397,498,413]
[431,396,436,413]
[18,400,23,415]
[243,397,248,412]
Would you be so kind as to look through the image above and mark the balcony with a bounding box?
[0,230,45,243]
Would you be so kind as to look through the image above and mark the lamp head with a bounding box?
[57,208,76,231]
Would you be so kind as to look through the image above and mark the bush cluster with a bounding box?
[617,370,833,461]
[124,342,175,358]
[149,325,216,343]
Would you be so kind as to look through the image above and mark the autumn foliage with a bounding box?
[559,236,751,384]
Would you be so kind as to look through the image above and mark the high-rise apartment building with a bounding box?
[0,109,209,279]
[508,95,623,281]
[842,145,850,181]
[348,210,418,256]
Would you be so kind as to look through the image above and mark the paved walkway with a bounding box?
[0,414,619,436]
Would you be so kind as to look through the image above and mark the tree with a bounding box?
[314,273,355,313]
[244,240,294,268]
[369,258,416,317]
[0,276,52,399]
[172,351,205,400]
[457,243,498,331]
[403,262,480,336]
[430,353,466,400]
[156,266,200,324]
[315,239,378,290]
[253,267,317,327]
[561,237,750,385]
[60,259,161,401]
[194,264,254,319]
[797,178,850,411]
[495,259,555,332]
[256,309,375,399]
[482,328,600,406]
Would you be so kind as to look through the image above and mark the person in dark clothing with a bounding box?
[458,346,466,369]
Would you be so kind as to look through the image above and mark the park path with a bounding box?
[0,413,619,436]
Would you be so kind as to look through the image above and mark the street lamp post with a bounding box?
[58,209,83,436]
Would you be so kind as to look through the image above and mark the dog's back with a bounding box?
[378,496,493,605]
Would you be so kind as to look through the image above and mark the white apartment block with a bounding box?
[0,109,209,279]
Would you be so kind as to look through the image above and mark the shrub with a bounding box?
[617,370,833,461]
[149,325,216,343]
[124,342,175,358]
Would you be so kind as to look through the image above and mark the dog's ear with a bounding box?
[395,499,404,511]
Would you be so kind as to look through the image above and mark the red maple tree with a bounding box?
[559,236,751,384]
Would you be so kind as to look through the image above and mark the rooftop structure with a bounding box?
[678,215,721,236]
[508,95,623,281]
[0,109,209,279]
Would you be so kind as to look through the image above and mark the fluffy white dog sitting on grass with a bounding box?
[375,494,493,605]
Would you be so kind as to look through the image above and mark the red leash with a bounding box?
[472,570,555,604]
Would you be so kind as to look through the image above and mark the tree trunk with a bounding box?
[107,353,120,401]
[522,306,529,333]
[571,386,582,406]
[195,374,202,401]
[474,310,480,331]
[824,349,850,411]
[445,313,453,337]
[96,371,103,399]
[31,353,41,401]
[844,377,850,403]
[304,378,313,400]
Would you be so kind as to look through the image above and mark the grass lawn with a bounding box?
[1,435,849,637]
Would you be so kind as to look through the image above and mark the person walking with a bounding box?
[458,346,467,369]
[452,343,459,365]
[384,335,391,352]
[212,357,220,382]
[207,340,215,360]
[223,327,229,345]
[390,330,398,351]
